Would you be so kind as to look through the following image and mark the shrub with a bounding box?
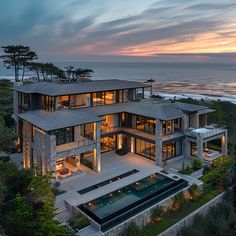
[115,148,128,155]
[125,222,141,236]
[172,192,185,211]
[191,159,202,171]
[151,206,164,222]
[188,184,201,201]
[179,164,193,175]
[0,156,10,162]
[81,158,93,169]
[69,213,89,230]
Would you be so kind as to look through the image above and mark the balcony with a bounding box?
[55,137,95,158]
[101,126,183,142]
[185,124,226,139]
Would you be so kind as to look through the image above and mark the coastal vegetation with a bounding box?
[0,161,71,236]
[125,156,234,236]
[178,190,236,236]
[0,45,94,82]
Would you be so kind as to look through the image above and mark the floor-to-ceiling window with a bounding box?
[162,140,182,161]
[135,138,155,160]
[92,92,105,106]
[50,127,74,145]
[118,90,128,103]
[58,96,69,109]
[101,135,116,153]
[162,120,174,135]
[105,91,117,104]
[136,115,155,134]
[101,114,117,133]
[191,141,197,157]
[70,93,90,109]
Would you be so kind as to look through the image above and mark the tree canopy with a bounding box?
[0,45,37,81]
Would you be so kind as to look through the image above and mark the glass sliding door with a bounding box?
[135,138,155,161]
[162,140,182,161]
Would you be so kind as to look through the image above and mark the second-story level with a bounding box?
[14,79,149,113]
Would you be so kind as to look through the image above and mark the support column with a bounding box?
[182,114,188,131]
[75,154,80,167]
[196,134,204,159]
[117,134,123,149]
[131,137,135,153]
[195,113,199,128]
[184,138,191,158]
[155,119,163,167]
[221,131,228,155]
[94,122,101,172]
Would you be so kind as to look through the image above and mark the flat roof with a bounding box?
[18,110,103,131]
[15,79,149,96]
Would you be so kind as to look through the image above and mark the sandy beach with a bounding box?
[152,82,236,104]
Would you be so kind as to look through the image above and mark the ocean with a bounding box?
[1,61,236,102]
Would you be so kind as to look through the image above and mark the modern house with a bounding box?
[13,79,227,177]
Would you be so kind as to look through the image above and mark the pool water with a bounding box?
[78,172,187,231]
[87,174,171,218]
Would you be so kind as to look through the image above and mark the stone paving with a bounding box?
[56,152,163,207]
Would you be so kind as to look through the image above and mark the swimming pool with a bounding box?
[78,172,188,231]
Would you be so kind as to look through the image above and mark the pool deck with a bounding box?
[55,152,202,222]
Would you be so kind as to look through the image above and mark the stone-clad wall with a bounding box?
[159,191,225,236]
[104,188,187,236]
[104,191,225,236]
[34,130,56,174]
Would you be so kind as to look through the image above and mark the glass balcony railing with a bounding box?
[55,137,95,153]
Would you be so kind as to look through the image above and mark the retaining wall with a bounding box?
[158,191,225,236]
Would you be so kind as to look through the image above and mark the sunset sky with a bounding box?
[1,0,236,62]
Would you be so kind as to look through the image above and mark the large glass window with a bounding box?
[199,114,206,128]
[101,135,116,153]
[121,112,132,128]
[136,116,155,134]
[84,123,94,140]
[162,120,174,135]
[70,94,90,109]
[162,140,182,161]
[118,90,128,103]
[191,141,197,157]
[18,92,30,112]
[44,96,55,111]
[136,88,143,99]
[50,127,74,145]
[58,96,69,109]
[101,114,117,133]
[174,118,181,131]
[105,91,117,104]
[136,138,155,160]
[92,92,105,106]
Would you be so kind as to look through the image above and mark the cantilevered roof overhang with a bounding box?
[18,110,103,131]
[14,79,149,96]
[79,99,213,121]
[79,100,184,121]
